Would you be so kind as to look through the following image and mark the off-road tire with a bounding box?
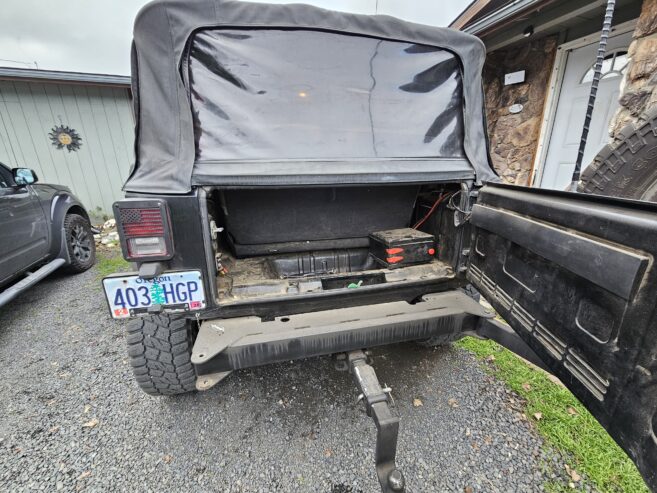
[579,106,657,201]
[416,285,481,348]
[63,213,96,273]
[126,314,197,396]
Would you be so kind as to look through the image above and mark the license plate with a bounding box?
[103,271,205,319]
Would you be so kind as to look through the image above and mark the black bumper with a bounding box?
[192,291,491,375]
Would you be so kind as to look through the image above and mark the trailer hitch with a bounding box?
[347,350,405,493]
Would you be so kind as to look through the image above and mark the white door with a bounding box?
[540,31,632,190]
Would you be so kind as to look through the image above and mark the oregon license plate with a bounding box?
[103,271,205,319]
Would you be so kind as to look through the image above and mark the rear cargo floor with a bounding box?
[216,253,454,305]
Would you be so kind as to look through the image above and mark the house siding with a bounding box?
[0,80,133,215]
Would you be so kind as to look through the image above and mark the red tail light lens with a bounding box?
[120,208,165,237]
[113,200,174,261]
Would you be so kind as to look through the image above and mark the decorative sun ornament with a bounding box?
[49,125,82,152]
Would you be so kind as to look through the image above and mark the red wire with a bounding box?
[413,193,451,230]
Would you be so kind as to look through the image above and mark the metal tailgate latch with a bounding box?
[347,350,405,493]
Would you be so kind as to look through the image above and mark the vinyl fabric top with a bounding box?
[125,0,498,193]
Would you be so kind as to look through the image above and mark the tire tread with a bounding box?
[126,314,196,396]
[579,110,657,200]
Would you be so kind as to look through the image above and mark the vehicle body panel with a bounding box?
[0,162,91,291]
[469,183,657,491]
[0,164,49,284]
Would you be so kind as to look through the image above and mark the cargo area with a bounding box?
[204,183,467,308]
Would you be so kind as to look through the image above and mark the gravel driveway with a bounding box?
[0,263,567,492]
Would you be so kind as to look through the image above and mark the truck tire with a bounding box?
[126,314,197,396]
[579,107,657,201]
[63,213,96,273]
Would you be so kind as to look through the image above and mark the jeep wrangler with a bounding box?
[103,2,657,491]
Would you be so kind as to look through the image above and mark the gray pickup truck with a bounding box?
[0,163,95,306]
[103,2,657,491]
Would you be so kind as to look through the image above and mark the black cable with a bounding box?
[570,0,616,191]
[447,190,470,216]
[413,193,451,229]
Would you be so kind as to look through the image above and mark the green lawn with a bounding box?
[456,337,648,493]
[96,250,131,278]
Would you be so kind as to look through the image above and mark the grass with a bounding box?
[456,336,648,493]
[96,250,131,278]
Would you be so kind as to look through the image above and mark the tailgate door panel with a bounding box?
[468,184,657,490]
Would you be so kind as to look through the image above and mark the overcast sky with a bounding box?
[0,0,468,76]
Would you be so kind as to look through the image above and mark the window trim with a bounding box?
[580,49,629,84]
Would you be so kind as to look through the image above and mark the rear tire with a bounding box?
[63,213,96,273]
[579,107,657,201]
[126,314,197,396]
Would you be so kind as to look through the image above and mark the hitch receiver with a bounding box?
[348,350,405,493]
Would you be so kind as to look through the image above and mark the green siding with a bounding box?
[0,80,133,215]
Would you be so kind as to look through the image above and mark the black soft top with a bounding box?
[125,0,497,193]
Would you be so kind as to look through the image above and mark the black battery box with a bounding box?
[369,228,436,269]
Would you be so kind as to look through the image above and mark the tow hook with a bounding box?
[347,350,405,493]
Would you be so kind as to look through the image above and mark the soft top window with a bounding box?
[188,28,465,162]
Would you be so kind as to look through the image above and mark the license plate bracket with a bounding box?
[102,271,205,319]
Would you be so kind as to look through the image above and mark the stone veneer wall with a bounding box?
[609,0,657,136]
[482,36,558,185]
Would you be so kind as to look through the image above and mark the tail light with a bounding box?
[113,199,174,261]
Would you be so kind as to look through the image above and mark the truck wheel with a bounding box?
[579,107,657,201]
[63,213,96,273]
[126,314,197,396]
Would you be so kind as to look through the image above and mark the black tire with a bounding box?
[126,314,197,396]
[63,213,96,273]
[579,106,657,201]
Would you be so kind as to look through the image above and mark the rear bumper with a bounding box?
[192,291,491,375]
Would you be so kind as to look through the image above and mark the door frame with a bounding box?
[530,19,637,187]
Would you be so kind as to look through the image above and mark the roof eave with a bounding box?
[0,67,130,87]
[460,0,545,35]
